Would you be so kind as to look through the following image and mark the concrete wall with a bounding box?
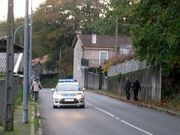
[86,65,161,102]
[87,72,99,90]
[108,59,148,77]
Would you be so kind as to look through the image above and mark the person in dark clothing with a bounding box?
[124,77,131,100]
[132,78,141,101]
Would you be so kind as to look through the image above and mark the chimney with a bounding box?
[92,33,96,44]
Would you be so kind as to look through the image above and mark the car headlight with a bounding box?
[76,93,84,99]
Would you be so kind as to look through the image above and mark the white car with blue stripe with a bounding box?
[52,79,85,108]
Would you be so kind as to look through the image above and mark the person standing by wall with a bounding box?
[124,77,131,100]
[31,79,42,102]
[132,78,141,101]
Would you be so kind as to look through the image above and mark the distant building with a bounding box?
[72,34,133,88]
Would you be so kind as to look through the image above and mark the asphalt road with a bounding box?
[39,89,180,135]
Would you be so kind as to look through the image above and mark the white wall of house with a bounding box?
[73,41,117,87]
[83,48,117,67]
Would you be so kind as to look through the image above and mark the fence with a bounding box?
[108,59,148,77]
[86,61,161,102]
[0,77,19,126]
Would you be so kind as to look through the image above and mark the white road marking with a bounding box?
[121,120,153,135]
[87,101,115,117]
[86,102,93,106]
[94,106,115,118]
[87,101,153,135]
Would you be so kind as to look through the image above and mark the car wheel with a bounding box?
[80,104,85,108]
[53,105,57,108]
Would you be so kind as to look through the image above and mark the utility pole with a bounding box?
[29,0,33,93]
[59,49,61,78]
[23,0,29,123]
[5,0,14,130]
[115,17,119,56]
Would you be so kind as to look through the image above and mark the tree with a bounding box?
[131,0,180,73]
[0,21,7,37]
[90,0,137,36]
[32,0,109,76]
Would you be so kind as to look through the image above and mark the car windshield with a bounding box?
[56,83,80,91]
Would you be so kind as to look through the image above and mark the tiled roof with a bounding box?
[0,53,20,73]
[78,34,131,48]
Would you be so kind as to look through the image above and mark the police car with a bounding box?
[52,79,85,108]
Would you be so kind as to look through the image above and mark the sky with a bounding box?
[0,0,46,21]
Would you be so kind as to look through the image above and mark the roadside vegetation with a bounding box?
[14,85,23,109]
[0,73,5,80]
[41,75,59,88]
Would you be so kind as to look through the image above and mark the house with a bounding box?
[0,37,24,74]
[72,34,133,88]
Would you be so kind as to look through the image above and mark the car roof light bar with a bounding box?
[58,79,77,82]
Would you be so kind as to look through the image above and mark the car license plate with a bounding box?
[64,99,74,102]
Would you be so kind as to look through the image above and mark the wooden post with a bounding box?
[5,0,14,131]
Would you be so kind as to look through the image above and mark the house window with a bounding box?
[99,51,108,64]
[119,48,129,55]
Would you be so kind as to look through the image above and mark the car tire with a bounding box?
[53,105,57,108]
[80,104,85,108]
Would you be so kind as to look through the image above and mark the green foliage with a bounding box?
[0,73,5,80]
[109,73,122,81]
[41,76,59,88]
[0,21,7,37]
[131,0,180,73]
[14,85,23,109]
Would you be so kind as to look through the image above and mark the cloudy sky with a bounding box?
[0,0,46,21]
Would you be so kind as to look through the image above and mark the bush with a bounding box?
[103,54,135,73]
[14,85,23,109]
[109,73,122,81]
[0,73,5,80]
[41,76,59,88]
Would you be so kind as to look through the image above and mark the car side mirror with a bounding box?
[51,88,55,92]
[82,88,86,91]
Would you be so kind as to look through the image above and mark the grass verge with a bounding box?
[0,105,32,135]
[0,85,32,135]
[30,101,41,135]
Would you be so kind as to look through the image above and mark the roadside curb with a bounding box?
[31,102,43,135]
[31,106,35,135]
[89,90,180,117]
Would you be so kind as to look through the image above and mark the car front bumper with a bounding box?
[53,97,85,107]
